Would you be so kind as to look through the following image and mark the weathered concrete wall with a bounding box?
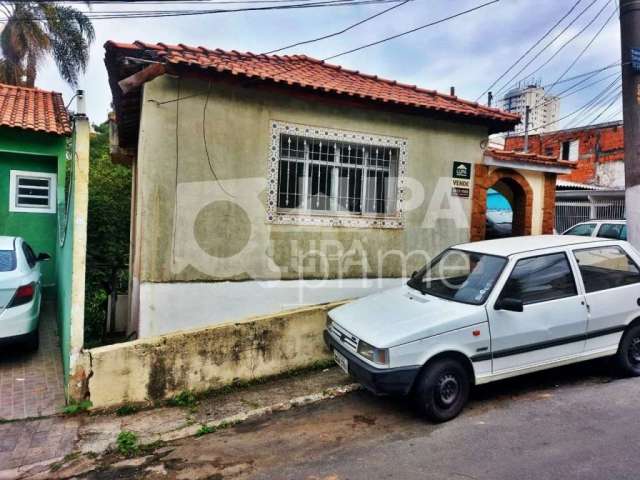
[135,76,487,284]
[81,302,341,408]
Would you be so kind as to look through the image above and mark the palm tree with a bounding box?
[0,2,94,87]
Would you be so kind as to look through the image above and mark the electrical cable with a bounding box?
[475,0,583,102]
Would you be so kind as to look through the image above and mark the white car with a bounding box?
[0,236,49,351]
[325,235,640,422]
[563,219,627,240]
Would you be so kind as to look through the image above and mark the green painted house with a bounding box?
[0,84,71,295]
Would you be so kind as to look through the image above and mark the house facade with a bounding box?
[504,120,624,188]
[105,41,526,339]
[0,84,70,295]
[0,83,90,390]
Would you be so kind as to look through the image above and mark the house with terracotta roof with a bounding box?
[104,40,573,342]
[0,82,91,400]
[0,83,71,292]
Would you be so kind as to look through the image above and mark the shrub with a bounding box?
[116,430,138,456]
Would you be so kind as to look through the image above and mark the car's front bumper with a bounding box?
[323,330,420,396]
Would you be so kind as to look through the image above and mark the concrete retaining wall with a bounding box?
[79,301,342,408]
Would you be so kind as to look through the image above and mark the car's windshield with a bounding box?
[407,249,507,305]
[0,250,16,272]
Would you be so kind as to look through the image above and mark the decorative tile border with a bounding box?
[265,120,408,229]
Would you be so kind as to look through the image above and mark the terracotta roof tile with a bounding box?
[0,83,71,136]
[105,40,519,126]
[486,148,576,168]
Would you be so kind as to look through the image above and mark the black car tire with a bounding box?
[414,358,470,423]
[25,326,39,352]
[616,323,640,376]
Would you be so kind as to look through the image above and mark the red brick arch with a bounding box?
[470,166,533,241]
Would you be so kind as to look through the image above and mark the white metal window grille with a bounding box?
[9,170,57,214]
[267,121,407,229]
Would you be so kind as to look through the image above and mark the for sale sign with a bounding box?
[451,161,471,197]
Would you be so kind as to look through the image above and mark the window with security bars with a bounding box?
[277,134,399,216]
[9,170,56,214]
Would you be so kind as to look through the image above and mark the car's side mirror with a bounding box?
[495,297,523,312]
[36,252,51,262]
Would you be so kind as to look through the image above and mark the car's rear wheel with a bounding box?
[414,358,470,422]
[25,326,39,352]
[616,323,640,376]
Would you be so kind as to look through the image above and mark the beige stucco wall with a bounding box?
[81,302,340,408]
[134,75,489,285]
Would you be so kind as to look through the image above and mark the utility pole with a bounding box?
[620,0,640,249]
[523,106,531,152]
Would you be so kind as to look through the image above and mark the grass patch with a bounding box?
[115,404,140,416]
[116,430,139,457]
[50,451,82,472]
[168,390,198,408]
[63,400,93,415]
[195,421,235,437]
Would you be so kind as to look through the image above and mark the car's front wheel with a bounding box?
[616,323,640,376]
[414,358,470,423]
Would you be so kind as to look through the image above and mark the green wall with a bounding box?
[0,128,66,292]
[0,126,71,378]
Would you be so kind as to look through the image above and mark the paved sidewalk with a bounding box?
[0,302,65,420]
[0,366,354,479]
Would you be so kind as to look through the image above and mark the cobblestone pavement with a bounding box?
[0,301,65,420]
[0,416,79,472]
[0,366,353,476]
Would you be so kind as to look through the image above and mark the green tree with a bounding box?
[85,121,131,345]
[0,2,94,87]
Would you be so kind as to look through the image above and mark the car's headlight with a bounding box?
[326,317,333,331]
[357,340,389,366]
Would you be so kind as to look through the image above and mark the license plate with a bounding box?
[334,349,349,375]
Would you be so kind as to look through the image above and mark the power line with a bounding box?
[529,75,621,133]
[540,1,617,103]
[323,0,500,61]
[567,82,622,127]
[493,0,602,97]
[263,0,411,54]
[541,69,621,107]
[0,0,405,22]
[475,0,583,102]
[152,0,501,106]
[585,87,622,125]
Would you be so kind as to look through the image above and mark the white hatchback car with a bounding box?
[562,219,627,240]
[0,236,49,351]
[325,235,640,422]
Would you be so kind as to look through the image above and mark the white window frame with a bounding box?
[9,170,57,214]
[266,121,408,229]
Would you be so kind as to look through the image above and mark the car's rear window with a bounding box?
[0,250,16,272]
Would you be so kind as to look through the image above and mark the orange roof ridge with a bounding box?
[0,82,70,135]
[104,40,520,128]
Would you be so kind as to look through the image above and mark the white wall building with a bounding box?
[498,84,560,134]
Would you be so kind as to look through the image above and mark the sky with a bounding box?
[33,0,623,128]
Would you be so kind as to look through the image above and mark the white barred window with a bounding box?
[9,170,57,214]
[276,133,400,217]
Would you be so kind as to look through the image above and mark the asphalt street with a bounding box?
[86,358,640,480]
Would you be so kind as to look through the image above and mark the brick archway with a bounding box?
[470,166,533,241]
